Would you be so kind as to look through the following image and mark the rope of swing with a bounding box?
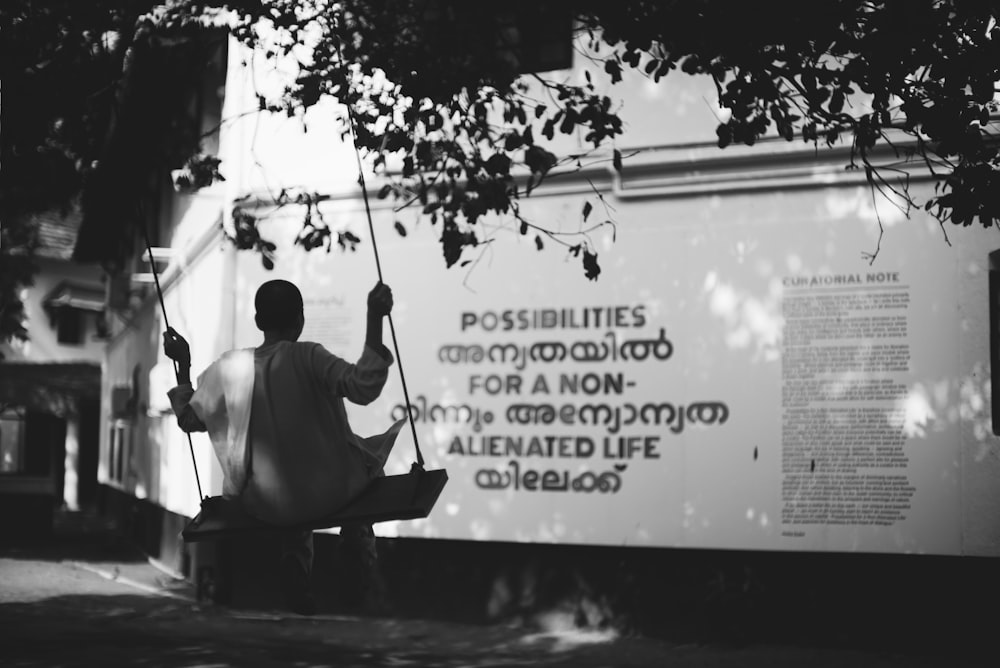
[333,29,425,471]
[138,214,205,500]
[341,92,425,471]
[141,184,424,499]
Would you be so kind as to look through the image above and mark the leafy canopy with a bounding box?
[3,0,1000,346]
[197,0,1000,274]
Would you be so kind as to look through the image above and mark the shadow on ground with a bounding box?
[0,592,643,668]
[0,511,147,565]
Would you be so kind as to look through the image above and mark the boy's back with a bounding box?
[242,340,392,525]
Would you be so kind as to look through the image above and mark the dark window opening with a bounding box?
[2,411,67,477]
[108,422,128,483]
[56,308,84,345]
[0,408,26,474]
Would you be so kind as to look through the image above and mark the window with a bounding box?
[44,281,105,344]
[0,408,59,476]
[0,408,26,474]
[108,420,129,483]
[55,308,84,345]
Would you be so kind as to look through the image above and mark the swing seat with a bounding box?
[182,467,447,542]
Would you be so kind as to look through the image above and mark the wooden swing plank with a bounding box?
[181,468,448,542]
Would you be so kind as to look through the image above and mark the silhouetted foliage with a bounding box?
[0,219,38,355]
[0,1,155,351]
[171,0,1000,273]
[3,0,1000,346]
[583,1,1000,234]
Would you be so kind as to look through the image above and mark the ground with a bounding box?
[0,513,990,667]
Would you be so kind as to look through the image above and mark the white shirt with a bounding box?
[168,342,401,525]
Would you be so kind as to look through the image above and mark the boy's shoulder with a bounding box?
[291,340,337,358]
[292,340,325,351]
[218,347,257,366]
[222,346,257,357]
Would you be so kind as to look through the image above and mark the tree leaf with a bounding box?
[524,146,557,175]
[582,201,593,221]
[612,149,623,173]
[716,124,732,149]
[582,249,601,280]
[394,220,408,236]
[485,153,512,176]
[559,108,576,134]
[829,89,845,114]
[542,118,556,140]
[441,221,464,267]
[604,59,623,84]
[504,131,523,151]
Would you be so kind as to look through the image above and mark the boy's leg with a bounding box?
[340,522,376,564]
[279,529,317,615]
[334,453,388,612]
[338,522,387,613]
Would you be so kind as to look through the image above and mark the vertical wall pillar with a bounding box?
[63,414,79,510]
[989,250,1000,435]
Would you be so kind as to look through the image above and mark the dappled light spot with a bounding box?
[707,277,738,316]
[486,574,513,620]
[519,623,618,653]
[786,253,804,273]
[470,518,491,541]
[682,501,696,531]
[902,387,935,439]
[488,498,506,516]
[824,187,908,228]
[702,270,782,360]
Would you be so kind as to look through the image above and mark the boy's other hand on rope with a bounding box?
[163,327,192,367]
[367,283,393,318]
[365,283,393,359]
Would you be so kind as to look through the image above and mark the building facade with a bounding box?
[1,208,104,533]
[81,24,1000,628]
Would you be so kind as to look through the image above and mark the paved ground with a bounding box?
[0,516,991,667]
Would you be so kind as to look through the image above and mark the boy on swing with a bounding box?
[163,279,399,615]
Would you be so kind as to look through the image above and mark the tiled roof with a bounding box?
[43,282,105,312]
[31,206,85,261]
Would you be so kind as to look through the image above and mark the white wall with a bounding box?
[1,258,105,363]
[1,258,104,512]
[219,174,1000,557]
[103,34,1000,556]
[98,235,236,519]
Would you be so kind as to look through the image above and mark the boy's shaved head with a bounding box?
[255,279,304,331]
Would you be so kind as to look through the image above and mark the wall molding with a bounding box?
[233,133,940,217]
